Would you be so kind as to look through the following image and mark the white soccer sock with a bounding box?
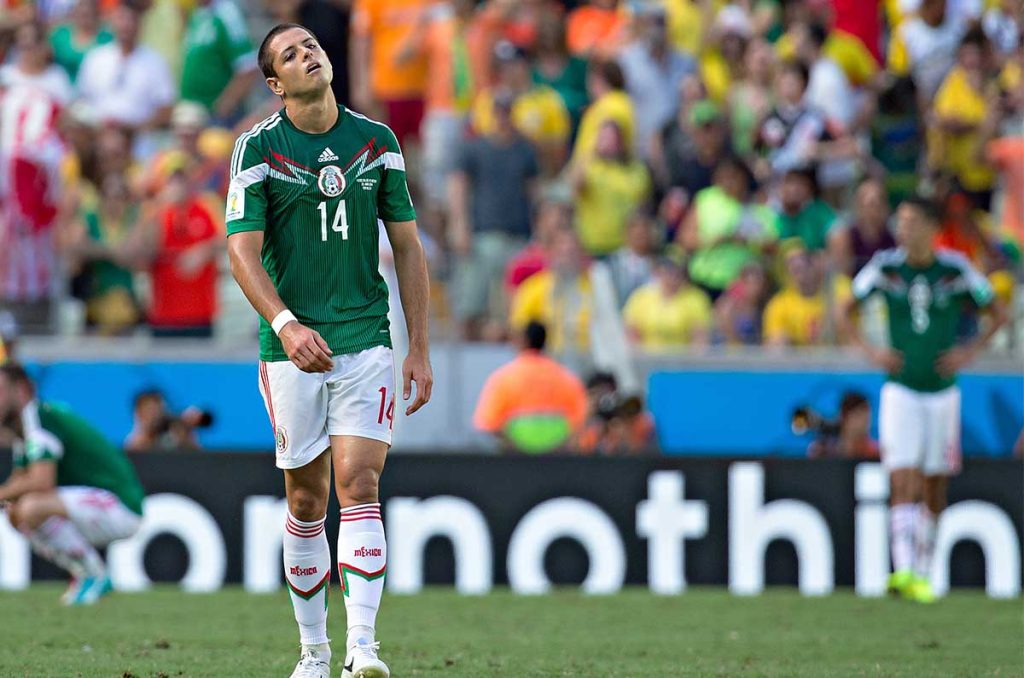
[283,512,332,648]
[914,504,937,580]
[890,503,916,573]
[29,517,105,579]
[337,502,386,649]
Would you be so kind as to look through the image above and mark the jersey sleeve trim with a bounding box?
[230,113,281,178]
[937,250,995,307]
[851,259,882,301]
[230,162,269,189]
[382,152,405,172]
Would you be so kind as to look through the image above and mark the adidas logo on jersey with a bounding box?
[318,147,339,162]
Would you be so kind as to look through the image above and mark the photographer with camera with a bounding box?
[576,372,656,456]
[124,389,213,452]
[794,391,879,461]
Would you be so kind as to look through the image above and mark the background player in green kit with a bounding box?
[839,197,1007,604]
[0,364,144,606]
[226,23,433,678]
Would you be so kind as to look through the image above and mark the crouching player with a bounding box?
[0,364,145,605]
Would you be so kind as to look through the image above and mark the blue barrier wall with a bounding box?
[649,371,1024,457]
[24,360,1024,456]
[27,361,268,450]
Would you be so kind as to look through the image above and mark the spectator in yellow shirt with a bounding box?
[930,27,998,208]
[624,256,713,350]
[571,59,635,163]
[764,247,828,346]
[570,120,652,256]
[472,41,571,176]
[510,227,593,354]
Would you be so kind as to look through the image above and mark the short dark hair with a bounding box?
[591,59,626,90]
[960,25,989,51]
[779,59,810,87]
[807,23,828,50]
[901,194,941,224]
[524,322,547,351]
[840,391,869,419]
[134,389,164,411]
[258,23,318,79]
[0,363,32,389]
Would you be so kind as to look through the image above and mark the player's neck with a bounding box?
[284,90,339,134]
[905,248,935,268]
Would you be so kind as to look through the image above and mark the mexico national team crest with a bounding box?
[317,165,345,197]
[275,425,288,455]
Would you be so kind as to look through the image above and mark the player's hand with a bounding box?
[936,345,976,378]
[868,346,903,374]
[402,350,433,416]
[279,322,333,373]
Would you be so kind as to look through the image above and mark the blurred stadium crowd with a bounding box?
[0,0,1020,357]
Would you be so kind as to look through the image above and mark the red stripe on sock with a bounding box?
[339,510,381,519]
[340,504,380,513]
[285,522,325,537]
[340,516,382,523]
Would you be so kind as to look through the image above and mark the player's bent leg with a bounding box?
[332,435,390,678]
[283,450,333,678]
[13,490,108,605]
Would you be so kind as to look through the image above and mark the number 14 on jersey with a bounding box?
[317,200,348,242]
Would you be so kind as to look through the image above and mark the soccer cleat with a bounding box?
[886,569,914,598]
[60,579,79,605]
[341,639,389,678]
[63,575,112,606]
[906,576,937,604]
[289,647,331,678]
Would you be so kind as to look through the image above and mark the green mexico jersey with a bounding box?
[13,401,145,515]
[852,248,994,392]
[226,106,416,361]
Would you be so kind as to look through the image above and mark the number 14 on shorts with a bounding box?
[377,387,395,429]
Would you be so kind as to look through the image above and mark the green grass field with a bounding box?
[0,586,1020,677]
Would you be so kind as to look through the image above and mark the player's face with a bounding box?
[266,28,333,99]
[895,204,936,253]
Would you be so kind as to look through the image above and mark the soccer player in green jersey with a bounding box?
[0,364,145,606]
[840,197,1007,604]
[226,23,433,678]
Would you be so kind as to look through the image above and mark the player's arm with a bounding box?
[936,268,1009,377]
[379,128,433,415]
[0,460,56,503]
[384,220,434,415]
[225,136,332,373]
[838,255,903,373]
[227,232,333,373]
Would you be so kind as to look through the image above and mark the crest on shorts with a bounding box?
[317,165,345,197]
[275,425,288,454]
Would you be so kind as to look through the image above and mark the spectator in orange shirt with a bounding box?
[350,0,433,146]
[473,321,588,454]
[934,191,1000,269]
[566,0,625,58]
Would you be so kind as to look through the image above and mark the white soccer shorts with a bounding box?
[879,382,962,476]
[58,486,142,547]
[258,345,396,469]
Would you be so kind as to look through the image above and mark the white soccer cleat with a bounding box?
[341,639,389,678]
[289,647,331,678]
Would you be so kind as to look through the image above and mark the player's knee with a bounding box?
[336,467,380,505]
[14,493,52,531]
[287,487,327,521]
